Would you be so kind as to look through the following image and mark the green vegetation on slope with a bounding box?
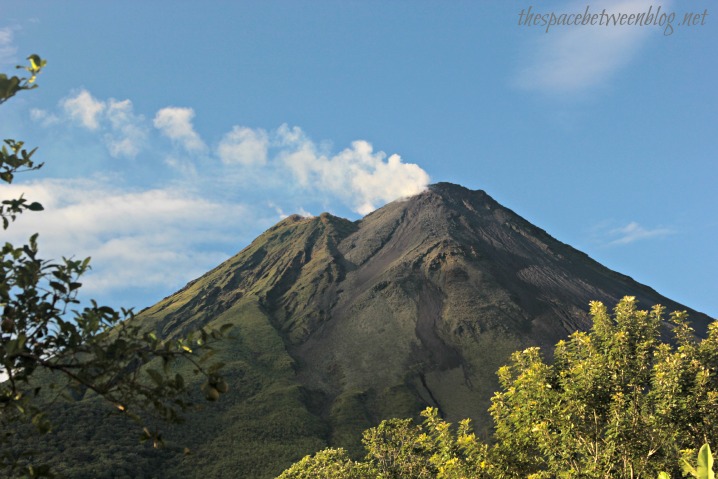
[12,297,328,479]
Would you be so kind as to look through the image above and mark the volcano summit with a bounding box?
[31,183,714,478]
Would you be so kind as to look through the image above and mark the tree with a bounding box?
[277,448,376,479]
[1,56,229,478]
[278,407,491,479]
[489,296,718,479]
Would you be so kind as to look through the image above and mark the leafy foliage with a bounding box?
[489,297,718,478]
[279,407,490,479]
[0,54,45,106]
[277,448,375,479]
[1,56,230,478]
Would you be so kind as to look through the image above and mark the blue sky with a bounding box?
[1,0,715,318]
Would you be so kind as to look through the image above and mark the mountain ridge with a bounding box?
[26,182,713,479]
[142,181,712,433]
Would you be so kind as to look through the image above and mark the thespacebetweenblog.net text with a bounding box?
[517,5,708,36]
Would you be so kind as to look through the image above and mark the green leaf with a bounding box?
[697,444,715,479]
[27,54,44,71]
[49,281,67,294]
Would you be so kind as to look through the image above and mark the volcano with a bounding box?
[30,183,714,478]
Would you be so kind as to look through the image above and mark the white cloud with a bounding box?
[153,107,207,154]
[104,99,147,159]
[42,90,147,158]
[274,123,304,146]
[0,27,17,67]
[163,155,198,177]
[61,90,106,130]
[217,126,269,166]
[30,108,60,126]
[607,221,674,245]
[277,126,430,215]
[2,177,253,296]
[514,0,666,94]
[28,88,430,216]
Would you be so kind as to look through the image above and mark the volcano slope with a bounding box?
[25,183,714,478]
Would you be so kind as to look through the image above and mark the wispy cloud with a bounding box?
[37,89,149,158]
[33,89,431,217]
[2,177,255,296]
[607,221,674,245]
[30,107,60,126]
[153,107,207,154]
[217,126,268,166]
[105,99,148,159]
[0,27,17,67]
[61,90,106,130]
[514,0,667,94]
[591,220,675,246]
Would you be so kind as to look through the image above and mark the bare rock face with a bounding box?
[36,183,714,479]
